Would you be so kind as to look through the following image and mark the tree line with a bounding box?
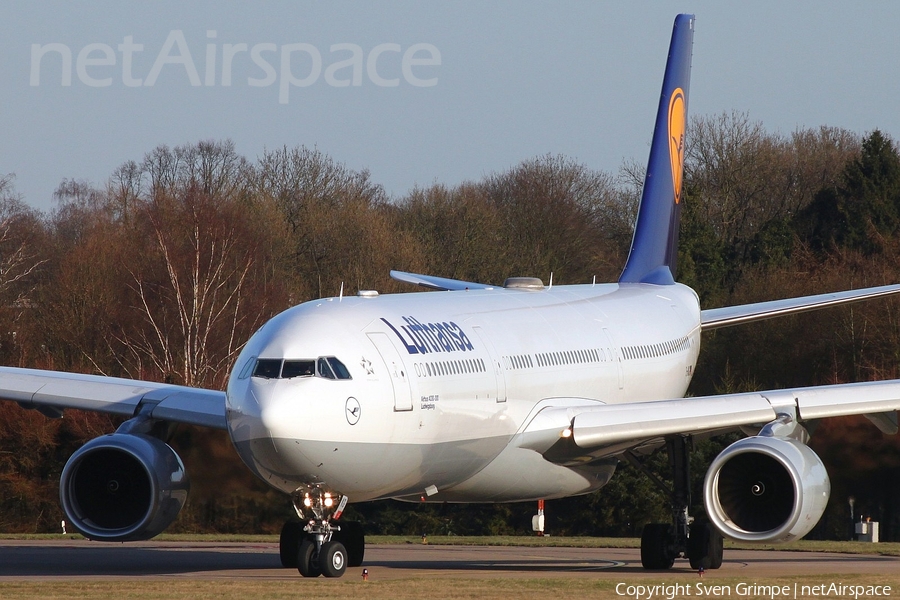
[2,113,900,540]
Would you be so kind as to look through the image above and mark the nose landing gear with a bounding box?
[279,484,365,578]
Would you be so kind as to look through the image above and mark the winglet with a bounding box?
[619,14,694,286]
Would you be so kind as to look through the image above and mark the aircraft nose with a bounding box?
[250,379,318,442]
[248,380,277,422]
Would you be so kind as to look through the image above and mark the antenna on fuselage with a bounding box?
[548,272,553,290]
[339,282,344,302]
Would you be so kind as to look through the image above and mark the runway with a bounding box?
[1,540,899,581]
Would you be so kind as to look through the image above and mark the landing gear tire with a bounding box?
[641,523,675,569]
[297,538,322,577]
[710,532,724,569]
[687,521,723,570]
[333,521,365,567]
[319,541,348,578]
[280,521,303,568]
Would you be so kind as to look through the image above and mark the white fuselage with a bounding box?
[225,282,702,503]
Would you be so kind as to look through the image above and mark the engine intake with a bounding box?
[60,433,189,541]
[704,436,829,543]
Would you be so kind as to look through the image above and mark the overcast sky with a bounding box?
[3,1,899,212]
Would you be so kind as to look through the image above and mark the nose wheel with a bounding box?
[280,484,364,578]
[317,541,348,578]
[297,538,323,577]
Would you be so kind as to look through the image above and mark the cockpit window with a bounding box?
[282,360,315,378]
[317,357,336,380]
[328,357,352,380]
[238,356,257,379]
[253,359,282,379]
[251,356,351,380]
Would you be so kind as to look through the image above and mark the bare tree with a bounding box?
[0,175,45,310]
[481,155,623,283]
[685,112,861,246]
[119,186,255,387]
[396,182,505,284]
[252,146,394,298]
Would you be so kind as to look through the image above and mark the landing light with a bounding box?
[560,428,572,439]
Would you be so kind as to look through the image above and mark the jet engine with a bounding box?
[703,436,829,543]
[59,433,189,541]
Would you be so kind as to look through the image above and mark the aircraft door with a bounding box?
[367,332,414,411]
[472,326,507,403]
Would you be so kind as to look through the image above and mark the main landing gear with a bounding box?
[279,485,365,578]
[625,436,723,571]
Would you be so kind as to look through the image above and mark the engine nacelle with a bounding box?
[60,433,189,541]
[704,436,829,543]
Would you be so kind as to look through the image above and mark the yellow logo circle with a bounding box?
[668,88,686,204]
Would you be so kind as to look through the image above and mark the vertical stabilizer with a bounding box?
[619,14,694,285]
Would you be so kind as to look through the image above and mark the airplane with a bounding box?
[3,13,900,578]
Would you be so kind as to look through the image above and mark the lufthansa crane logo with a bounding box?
[345,397,361,425]
[668,87,686,204]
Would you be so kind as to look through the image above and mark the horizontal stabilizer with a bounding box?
[701,284,900,330]
[390,270,494,291]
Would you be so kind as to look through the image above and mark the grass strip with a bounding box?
[2,533,899,556]
[1,575,899,600]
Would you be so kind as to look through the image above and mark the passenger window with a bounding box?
[327,357,352,380]
[317,357,336,379]
[253,359,282,379]
[282,360,315,378]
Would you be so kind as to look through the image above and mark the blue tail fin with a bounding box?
[619,14,694,286]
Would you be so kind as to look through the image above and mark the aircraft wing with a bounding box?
[390,270,495,291]
[527,380,900,463]
[701,283,900,330]
[0,366,227,429]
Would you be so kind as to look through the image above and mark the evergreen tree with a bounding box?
[797,130,900,253]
